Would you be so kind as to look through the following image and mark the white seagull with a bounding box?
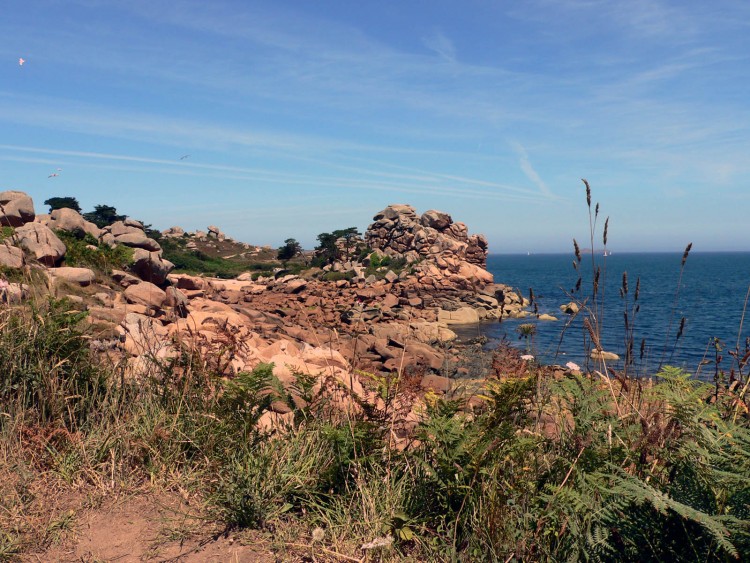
[19,57,25,66]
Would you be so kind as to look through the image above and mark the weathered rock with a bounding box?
[162,226,185,238]
[438,307,480,325]
[560,302,580,315]
[13,222,66,266]
[106,221,143,237]
[537,313,558,321]
[420,210,452,231]
[421,373,452,393]
[0,243,24,268]
[49,267,96,286]
[168,273,206,291]
[112,269,142,288]
[0,190,35,227]
[123,218,143,229]
[131,249,174,285]
[124,281,167,309]
[114,232,161,251]
[48,208,101,238]
[365,204,489,268]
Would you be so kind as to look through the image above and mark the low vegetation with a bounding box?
[158,235,280,279]
[0,298,748,561]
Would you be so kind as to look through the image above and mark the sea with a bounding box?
[455,252,750,380]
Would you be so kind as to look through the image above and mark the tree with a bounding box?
[313,227,362,266]
[83,205,126,228]
[277,238,302,264]
[44,196,81,213]
[333,227,361,261]
[314,232,339,266]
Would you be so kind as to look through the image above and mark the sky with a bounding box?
[2,0,749,253]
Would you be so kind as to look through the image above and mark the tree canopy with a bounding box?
[277,238,302,263]
[44,196,81,213]
[313,227,362,266]
[83,205,127,228]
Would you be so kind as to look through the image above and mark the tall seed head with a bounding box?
[582,178,591,208]
[593,266,600,294]
[584,318,602,350]
[622,271,628,295]
[677,317,686,340]
[634,277,641,301]
[573,239,582,263]
[595,202,600,219]
[682,242,693,267]
[603,217,609,247]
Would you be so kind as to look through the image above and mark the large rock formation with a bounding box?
[365,204,489,268]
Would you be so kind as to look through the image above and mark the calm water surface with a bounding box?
[458,252,750,379]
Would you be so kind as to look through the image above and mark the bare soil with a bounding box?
[23,493,278,563]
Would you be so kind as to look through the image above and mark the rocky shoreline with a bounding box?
[1,192,529,428]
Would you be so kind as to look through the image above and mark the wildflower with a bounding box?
[311,527,325,543]
[521,354,534,361]
[565,361,581,371]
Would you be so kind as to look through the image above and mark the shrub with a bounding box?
[56,230,133,273]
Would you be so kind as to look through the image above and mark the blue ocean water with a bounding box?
[460,252,750,379]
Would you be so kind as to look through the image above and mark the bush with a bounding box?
[56,230,134,273]
[0,299,107,426]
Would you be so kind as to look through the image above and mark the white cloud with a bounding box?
[511,142,557,200]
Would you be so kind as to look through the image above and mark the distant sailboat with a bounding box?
[603,250,612,257]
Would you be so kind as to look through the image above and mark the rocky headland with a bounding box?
[1,193,528,430]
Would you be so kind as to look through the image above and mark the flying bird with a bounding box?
[48,173,59,178]
[179,154,191,160]
[18,57,25,66]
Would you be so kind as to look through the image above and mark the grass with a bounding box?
[159,236,281,278]
[0,296,748,561]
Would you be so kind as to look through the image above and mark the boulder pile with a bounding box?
[0,192,530,432]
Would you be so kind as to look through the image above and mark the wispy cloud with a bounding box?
[511,142,557,200]
[0,143,550,204]
[422,29,456,63]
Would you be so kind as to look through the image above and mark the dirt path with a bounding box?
[23,494,278,562]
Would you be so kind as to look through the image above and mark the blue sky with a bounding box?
[2,0,749,252]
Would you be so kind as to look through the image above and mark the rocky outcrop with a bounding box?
[49,267,96,286]
[101,220,161,252]
[44,208,101,238]
[0,190,35,227]
[365,204,489,268]
[162,226,185,238]
[130,249,174,286]
[13,223,66,266]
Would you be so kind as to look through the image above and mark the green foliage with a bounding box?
[55,230,134,273]
[277,238,302,263]
[159,237,275,278]
[0,299,107,427]
[3,296,750,561]
[0,226,14,242]
[313,227,362,266]
[320,270,355,282]
[43,196,81,213]
[82,204,126,228]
